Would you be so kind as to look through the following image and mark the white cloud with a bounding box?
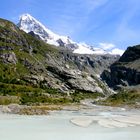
[99,43,115,50]
[109,48,124,56]
[97,42,125,56]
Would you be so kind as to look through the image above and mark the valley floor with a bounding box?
[0,104,140,140]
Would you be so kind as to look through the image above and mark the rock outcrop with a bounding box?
[0,52,17,64]
[101,45,140,89]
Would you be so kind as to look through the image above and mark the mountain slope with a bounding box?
[0,17,119,96]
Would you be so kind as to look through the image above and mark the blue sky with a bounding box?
[0,0,140,50]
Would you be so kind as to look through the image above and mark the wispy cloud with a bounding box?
[78,0,109,13]
[45,0,109,38]
[115,0,140,44]
[97,42,124,55]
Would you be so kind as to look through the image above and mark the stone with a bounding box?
[0,52,17,64]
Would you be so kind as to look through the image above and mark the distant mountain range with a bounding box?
[18,14,124,55]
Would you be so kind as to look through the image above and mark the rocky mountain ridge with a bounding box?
[18,14,124,55]
[0,17,119,95]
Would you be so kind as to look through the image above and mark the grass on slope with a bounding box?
[0,82,103,105]
[100,89,140,107]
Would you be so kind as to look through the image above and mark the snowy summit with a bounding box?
[18,14,124,55]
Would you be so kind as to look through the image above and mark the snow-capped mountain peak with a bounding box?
[19,14,57,38]
[18,13,75,47]
[73,43,108,55]
[18,13,124,56]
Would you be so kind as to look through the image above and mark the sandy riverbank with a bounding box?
[70,114,140,128]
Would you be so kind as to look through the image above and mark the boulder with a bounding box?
[0,52,17,64]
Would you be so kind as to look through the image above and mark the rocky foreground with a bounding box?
[0,104,61,115]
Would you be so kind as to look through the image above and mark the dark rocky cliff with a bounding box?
[101,45,140,89]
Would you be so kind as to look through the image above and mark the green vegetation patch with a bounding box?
[100,89,140,106]
[71,91,104,103]
[0,96,20,105]
[0,82,43,96]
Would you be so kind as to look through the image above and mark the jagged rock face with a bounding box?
[119,45,140,63]
[28,31,42,41]
[45,51,119,75]
[101,45,140,89]
[0,18,118,94]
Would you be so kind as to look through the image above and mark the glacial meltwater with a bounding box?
[0,108,140,140]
